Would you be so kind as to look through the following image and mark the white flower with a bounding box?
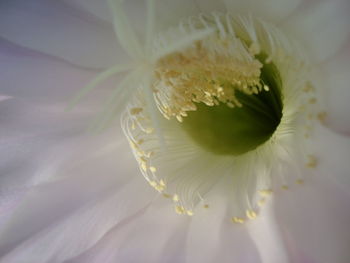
[0,0,350,263]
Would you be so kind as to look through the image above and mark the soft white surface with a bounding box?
[0,0,124,69]
[283,0,350,63]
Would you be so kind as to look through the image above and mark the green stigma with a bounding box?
[181,56,283,156]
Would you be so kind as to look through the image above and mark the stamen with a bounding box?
[120,13,316,222]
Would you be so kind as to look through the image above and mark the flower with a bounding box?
[0,0,350,263]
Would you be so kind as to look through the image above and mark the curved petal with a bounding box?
[0,0,126,69]
[309,124,350,187]
[0,42,128,190]
[322,48,350,134]
[0,178,154,263]
[62,0,113,24]
[274,176,350,263]
[66,200,189,263]
[0,37,110,105]
[185,178,259,263]
[283,0,350,62]
[223,0,301,22]
[247,200,289,263]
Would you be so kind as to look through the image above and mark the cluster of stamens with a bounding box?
[153,36,264,122]
[119,12,321,224]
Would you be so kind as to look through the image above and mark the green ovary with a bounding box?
[181,58,283,156]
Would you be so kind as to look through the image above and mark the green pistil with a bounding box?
[181,55,283,156]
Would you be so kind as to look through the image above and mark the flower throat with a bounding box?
[154,36,283,156]
[182,54,283,155]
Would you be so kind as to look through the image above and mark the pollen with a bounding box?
[232,217,245,224]
[153,38,263,122]
[130,107,143,115]
[259,189,273,197]
[306,155,318,168]
[246,210,258,220]
[172,194,180,202]
[175,205,186,215]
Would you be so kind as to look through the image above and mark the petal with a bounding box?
[322,47,350,134]
[223,0,301,22]
[309,124,350,187]
[274,176,350,263]
[246,200,289,263]
[63,0,113,24]
[185,179,259,263]
[0,45,125,189]
[283,0,350,62]
[66,200,189,263]
[0,178,154,263]
[0,0,125,69]
[0,38,107,105]
[185,193,228,263]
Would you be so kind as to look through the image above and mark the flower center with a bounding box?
[120,13,315,220]
[182,55,283,155]
[154,29,284,155]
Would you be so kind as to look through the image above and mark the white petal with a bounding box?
[283,0,350,62]
[0,38,108,105]
[309,124,350,187]
[322,49,350,134]
[67,200,189,263]
[185,193,228,263]
[223,0,301,22]
[185,179,258,263]
[274,176,350,263]
[0,178,154,263]
[247,200,289,263]
[0,0,125,69]
[63,0,113,24]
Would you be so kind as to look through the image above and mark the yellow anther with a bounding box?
[175,205,185,215]
[176,115,183,122]
[259,189,273,197]
[263,85,270,91]
[137,139,145,145]
[296,179,304,185]
[173,194,180,202]
[149,181,157,188]
[232,217,245,224]
[141,162,147,172]
[246,210,257,220]
[145,128,154,134]
[309,98,317,104]
[130,107,143,115]
[163,193,172,199]
[282,185,289,190]
[303,82,314,93]
[306,155,317,168]
[317,112,327,124]
[149,166,157,173]
[186,210,194,216]
[154,184,165,192]
[203,204,209,209]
